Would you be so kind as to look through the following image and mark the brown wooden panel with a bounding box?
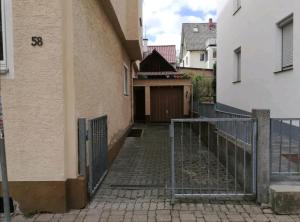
[150,86,183,122]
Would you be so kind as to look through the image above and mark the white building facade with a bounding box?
[180,20,217,70]
[217,0,300,118]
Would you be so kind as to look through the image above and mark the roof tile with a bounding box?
[147,45,177,64]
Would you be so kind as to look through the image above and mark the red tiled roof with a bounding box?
[147,45,176,64]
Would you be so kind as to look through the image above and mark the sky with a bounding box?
[143,0,223,52]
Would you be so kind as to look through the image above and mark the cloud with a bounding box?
[143,0,220,53]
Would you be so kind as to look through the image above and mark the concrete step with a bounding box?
[270,183,300,214]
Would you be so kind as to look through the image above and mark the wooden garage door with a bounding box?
[151,86,183,122]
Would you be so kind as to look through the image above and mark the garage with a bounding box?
[150,86,184,122]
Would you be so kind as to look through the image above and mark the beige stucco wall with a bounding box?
[1,0,66,181]
[73,0,133,149]
[133,79,192,116]
[0,0,140,182]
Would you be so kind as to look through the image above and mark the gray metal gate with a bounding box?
[78,116,108,196]
[170,118,257,201]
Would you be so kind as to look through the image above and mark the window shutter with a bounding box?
[282,22,293,68]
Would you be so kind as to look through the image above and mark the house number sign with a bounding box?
[31,37,43,47]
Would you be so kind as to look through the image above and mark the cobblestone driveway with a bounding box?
[6,124,300,221]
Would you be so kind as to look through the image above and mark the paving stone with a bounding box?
[132,215,148,222]
[60,214,78,222]
[107,215,124,222]
[180,213,196,221]
[10,125,300,222]
[204,214,221,222]
[35,214,54,222]
[156,214,172,222]
[226,213,245,222]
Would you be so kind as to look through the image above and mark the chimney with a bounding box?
[208,18,215,30]
[143,38,149,54]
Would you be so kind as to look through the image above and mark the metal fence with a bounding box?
[78,116,108,196]
[215,110,252,144]
[196,102,216,118]
[0,130,11,221]
[270,118,300,177]
[170,118,257,201]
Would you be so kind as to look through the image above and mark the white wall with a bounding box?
[181,50,214,69]
[217,0,300,118]
[207,46,216,69]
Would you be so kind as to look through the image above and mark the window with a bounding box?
[0,0,13,77]
[234,47,241,82]
[123,66,129,96]
[213,50,217,59]
[193,27,199,32]
[200,53,205,61]
[277,14,293,71]
[233,0,241,14]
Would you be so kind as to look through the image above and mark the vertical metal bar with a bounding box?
[252,120,257,194]
[78,119,87,177]
[288,120,292,174]
[279,120,283,173]
[0,132,11,222]
[226,127,229,193]
[181,122,184,193]
[243,121,247,193]
[298,120,300,173]
[198,122,202,193]
[217,123,220,193]
[234,120,238,193]
[207,123,210,190]
[170,122,175,204]
[189,122,192,190]
[88,120,93,194]
[270,119,273,175]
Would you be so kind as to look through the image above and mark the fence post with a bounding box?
[170,121,175,204]
[78,119,87,177]
[252,109,270,204]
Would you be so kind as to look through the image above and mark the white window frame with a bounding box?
[277,14,293,72]
[233,47,241,83]
[0,0,14,79]
[123,65,129,96]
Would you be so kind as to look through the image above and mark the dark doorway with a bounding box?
[134,87,145,122]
